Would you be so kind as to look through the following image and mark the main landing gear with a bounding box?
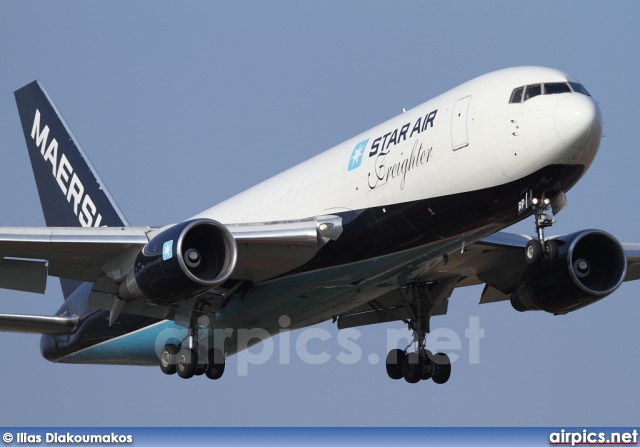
[159,312,225,380]
[160,343,225,380]
[524,193,558,266]
[385,346,451,385]
[384,283,452,384]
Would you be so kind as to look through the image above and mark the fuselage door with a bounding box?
[451,96,471,150]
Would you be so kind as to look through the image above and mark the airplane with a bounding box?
[2,66,638,385]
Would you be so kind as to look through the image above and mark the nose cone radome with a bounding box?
[554,94,602,149]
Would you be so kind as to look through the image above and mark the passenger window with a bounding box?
[569,82,591,96]
[509,87,524,103]
[544,82,571,95]
[524,84,542,101]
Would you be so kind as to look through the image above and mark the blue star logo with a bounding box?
[162,240,173,260]
[348,139,369,171]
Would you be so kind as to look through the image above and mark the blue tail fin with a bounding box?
[14,81,129,299]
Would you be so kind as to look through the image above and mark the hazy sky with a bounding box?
[0,1,639,427]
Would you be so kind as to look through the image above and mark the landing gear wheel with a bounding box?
[205,348,226,380]
[544,240,558,263]
[431,353,451,384]
[160,344,179,375]
[385,349,406,380]
[403,352,424,384]
[525,240,542,265]
[176,348,197,379]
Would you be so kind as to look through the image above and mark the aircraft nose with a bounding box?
[554,94,602,149]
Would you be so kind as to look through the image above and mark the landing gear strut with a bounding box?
[524,193,558,265]
[159,310,226,380]
[384,283,453,385]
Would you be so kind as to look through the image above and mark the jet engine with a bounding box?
[510,230,627,314]
[119,219,237,305]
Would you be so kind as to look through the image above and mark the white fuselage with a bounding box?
[195,66,602,226]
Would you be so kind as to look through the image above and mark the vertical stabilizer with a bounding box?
[14,81,129,298]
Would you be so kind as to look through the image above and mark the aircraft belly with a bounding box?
[53,320,181,366]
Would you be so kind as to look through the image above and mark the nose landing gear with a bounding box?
[524,193,559,265]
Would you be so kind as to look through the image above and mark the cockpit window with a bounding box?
[544,82,571,95]
[569,82,591,96]
[509,80,588,103]
[509,87,524,103]
[524,84,542,101]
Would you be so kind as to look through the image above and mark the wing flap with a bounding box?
[0,259,47,293]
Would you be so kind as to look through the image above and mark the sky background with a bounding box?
[0,1,639,427]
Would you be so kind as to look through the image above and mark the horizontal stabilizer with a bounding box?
[0,313,79,334]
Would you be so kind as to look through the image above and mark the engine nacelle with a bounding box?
[510,230,626,314]
[119,219,237,305]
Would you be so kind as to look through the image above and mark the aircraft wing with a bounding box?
[1,219,636,332]
[0,227,151,289]
[0,226,150,333]
[0,218,337,332]
[335,230,640,329]
[475,233,640,298]
[0,217,340,294]
[416,231,640,304]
